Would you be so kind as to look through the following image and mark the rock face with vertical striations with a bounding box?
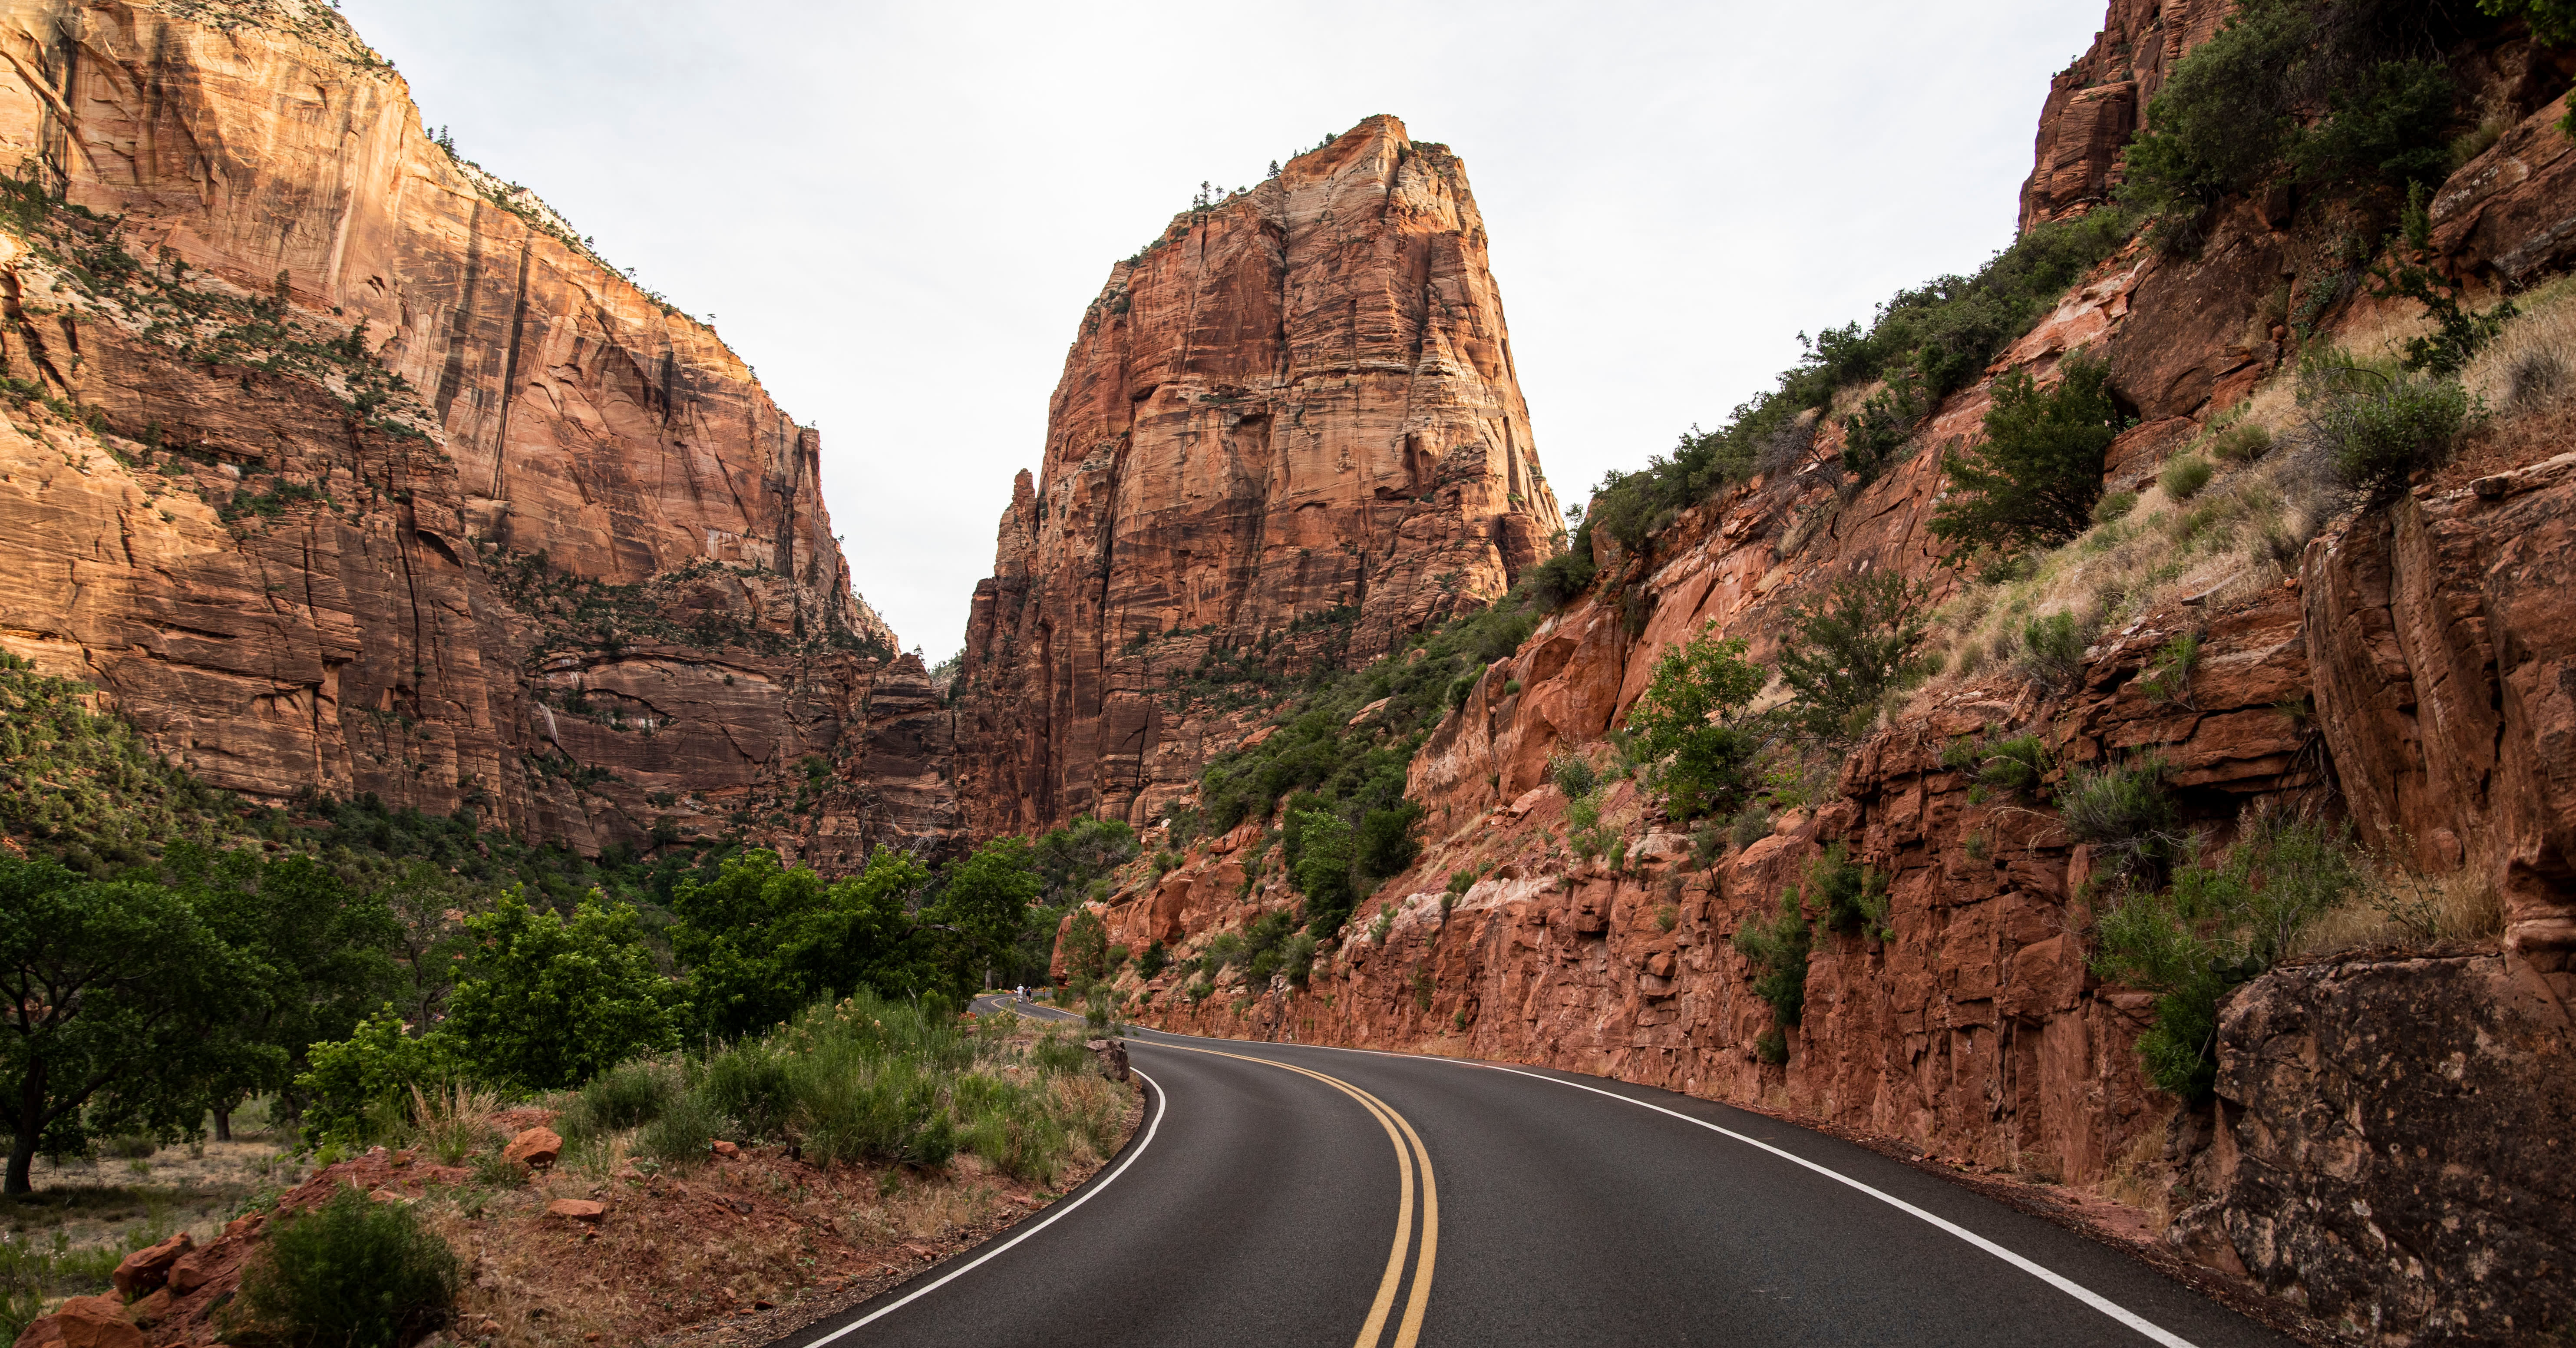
[0,0,954,860]
[954,115,1562,837]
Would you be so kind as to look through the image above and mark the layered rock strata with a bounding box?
[0,0,954,859]
[954,115,1562,836]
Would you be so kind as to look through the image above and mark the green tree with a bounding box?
[1060,907,1110,985]
[668,849,931,1039]
[1777,572,1935,742]
[924,838,1039,995]
[1622,631,1767,821]
[293,1004,453,1150]
[0,857,248,1193]
[1030,817,1138,902]
[1355,802,1424,885]
[439,892,679,1091]
[163,847,399,1140]
[1932,354,2120,554]
[1293,809,1361,937]
[2117,2,2310,242]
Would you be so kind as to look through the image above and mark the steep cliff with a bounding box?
[1084,13,2576,1345]
[0,0,956,860]
[954,115,1562,836]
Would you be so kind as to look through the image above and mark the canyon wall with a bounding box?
[0,0,956,861]
[953,116,1562,837]
[1093,17,2575,1347]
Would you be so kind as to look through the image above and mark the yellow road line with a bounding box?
[1152,1040,1439,1348]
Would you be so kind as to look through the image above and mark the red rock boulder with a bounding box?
[108,1230,191,1295]
[501,1126,562,1171]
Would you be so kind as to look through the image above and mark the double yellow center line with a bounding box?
[988,999,1437,1343]
[1155,1041,1440,1348]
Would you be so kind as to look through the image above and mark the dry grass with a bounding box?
[2299,858,2507,955]
[2464,273,2576,416]
[2098,1109,2179,1236]
[1909,372,2332,712]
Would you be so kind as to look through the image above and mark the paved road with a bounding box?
[772,996,2290,1348]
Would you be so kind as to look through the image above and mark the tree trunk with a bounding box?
[7,1059,44,1195]
[5,1127,35,1195]
[212,1108,232,1143]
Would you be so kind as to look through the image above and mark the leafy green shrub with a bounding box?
[2118,2,2310,248]
[1839,371,1932,485]
[2091,489,2139,525]
[2092,811,2361,1099]
[2015,612,2091,688]
[1136,941,1169,979]
[1292,809,1360,936]
[1727,802,1775,852]
[1524,545,1598,608]
[2301,356,2472,499]
[1622,632,1767,821]
[1732,890,1813,1034]
[2120,1,2457,250]
[569,1058,680,1138]
[1280,932,1320,986]
[2137,633,2202,706]
[1060,908,1110,985]
[701,1042,793,1140]
[2159,455,2215,501]
[2209,421,2272,463]
[1804,843,1891,941]
[1030,1031,1089,1076]
[233,1187,458,1348]
[296,1005,452,1150]
[2059,754,2183,885]
[1548,750,1599,800]
[1355,802,1423,888]
[637,1089,723,1171]
[1975,734,2055,798]
[1932,354,2119,554]
[1777,572,1934,742]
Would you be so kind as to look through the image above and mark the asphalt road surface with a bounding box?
[770,995,2291,1348]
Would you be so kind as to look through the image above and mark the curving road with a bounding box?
[771,997,2291,1348]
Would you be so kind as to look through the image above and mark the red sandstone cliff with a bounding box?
[1087,23,2576,1345]
[953,116,1562,836]
[0,0,954,860]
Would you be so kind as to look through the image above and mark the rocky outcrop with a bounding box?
[2171,954,2573,1342]
[0,0,954,860]
[2305,454,2576,1004]
[953,115,1562,836]
[2021,0,2238,229]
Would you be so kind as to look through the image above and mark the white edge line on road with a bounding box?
[1467,1061,2199,1348]
[1021,1005,2192,1345]
[796,1059,1168,1348]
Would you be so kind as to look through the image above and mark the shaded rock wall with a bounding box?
[954,115,1562,836]
[2173,954,2573,1341]
[0,0,954,860]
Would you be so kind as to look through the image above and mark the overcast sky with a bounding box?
[339,0,2108,657]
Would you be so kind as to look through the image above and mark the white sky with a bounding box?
[338,0,2109,657]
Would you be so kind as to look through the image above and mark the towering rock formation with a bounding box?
[955,116,1562,836]
[0,0,955,860]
